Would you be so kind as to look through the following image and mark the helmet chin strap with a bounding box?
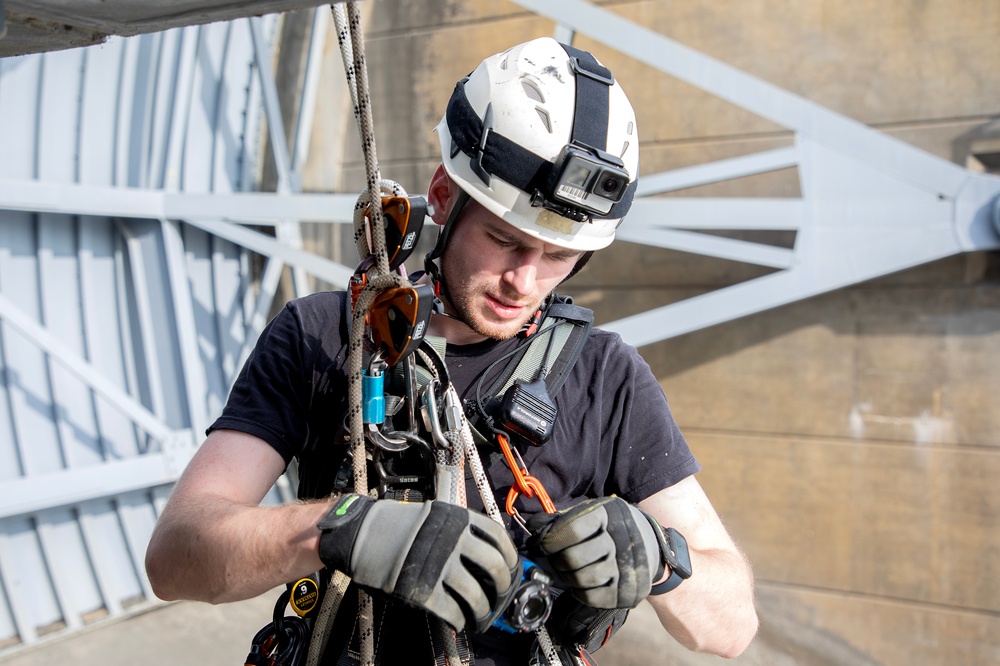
[424,188,470,322]
[564,250,593,282]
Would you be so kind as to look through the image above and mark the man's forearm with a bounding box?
[145,495,332,604]
[647,545,758,658]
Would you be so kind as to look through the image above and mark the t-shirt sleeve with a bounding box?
[207,301,314,465]
[603,335,701,503]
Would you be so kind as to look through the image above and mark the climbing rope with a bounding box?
[307,5,401,665]
[306,4,566,665]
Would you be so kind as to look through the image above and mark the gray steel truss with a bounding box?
[0,10,344,651]
[517,0,1000,347]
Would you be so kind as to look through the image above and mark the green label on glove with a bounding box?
[335,494,360,516]
[318,494,371,531]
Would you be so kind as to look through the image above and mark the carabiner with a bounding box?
[498,432,557,528]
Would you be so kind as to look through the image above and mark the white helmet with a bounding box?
[435,37,639,252]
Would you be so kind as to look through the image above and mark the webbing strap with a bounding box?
[463,300,593,448]
[561,43,613,151]
[443,51,637,222]
[488,302,593,399]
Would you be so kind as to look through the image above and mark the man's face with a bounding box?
[440,199,580,341]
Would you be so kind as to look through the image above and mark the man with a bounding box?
[145,38,758,664]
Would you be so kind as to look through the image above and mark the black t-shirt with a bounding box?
[209,290,700,664]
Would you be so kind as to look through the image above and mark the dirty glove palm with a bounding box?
[317,494,519,631]
[527,496,664,609]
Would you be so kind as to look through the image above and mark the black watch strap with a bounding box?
[650,569,686,595]
[648,524,692,596]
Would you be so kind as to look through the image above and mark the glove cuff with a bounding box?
[317,494,375,571]
[636,508,669,583]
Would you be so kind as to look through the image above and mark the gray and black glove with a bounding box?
[526,496,664,609]
[317,494,519,631]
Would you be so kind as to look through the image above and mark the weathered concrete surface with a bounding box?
[318,3,1000,664]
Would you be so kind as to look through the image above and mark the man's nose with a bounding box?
[503,261,537,297]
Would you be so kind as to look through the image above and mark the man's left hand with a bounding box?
[526,496,664,609]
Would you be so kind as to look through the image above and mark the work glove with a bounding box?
[317,494,519,632]
[526,496,664,609]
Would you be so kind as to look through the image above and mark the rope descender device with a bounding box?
[367,283,436,366]
[349,193,431,317]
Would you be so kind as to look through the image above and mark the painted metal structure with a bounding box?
[0,0,328,57]
[0,10,358,652]
[0,0,998,654]
[517,0,1000,346]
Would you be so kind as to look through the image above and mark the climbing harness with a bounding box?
[245,15,620,666]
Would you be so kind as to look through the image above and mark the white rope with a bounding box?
[450,390,561,666]
[315,6,560,664]
[308,5,408,665]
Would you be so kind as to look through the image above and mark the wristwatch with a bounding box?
[649,525,692,595]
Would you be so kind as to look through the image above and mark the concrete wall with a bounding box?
[301,2,1000,663]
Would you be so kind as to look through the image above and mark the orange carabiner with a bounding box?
[497,433,556,525]
[498,433,530,492]
[505,486,527,530]
[522,475,555,514]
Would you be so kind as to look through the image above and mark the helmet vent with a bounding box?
[500,55,510,70]
[520,79,544,102]
[627,121,634,135]
[535,108,552,133]
[620,140,630,158]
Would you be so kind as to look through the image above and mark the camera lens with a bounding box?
[520,596,549,624]
[506,581,552,633]
[599,175,622,195]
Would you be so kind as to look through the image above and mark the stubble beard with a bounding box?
[447,280,541,341]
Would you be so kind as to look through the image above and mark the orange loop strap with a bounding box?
[497,433,556,518]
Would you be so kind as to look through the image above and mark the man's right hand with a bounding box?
[317,495,519,632]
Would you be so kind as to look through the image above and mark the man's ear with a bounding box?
[427,164,454,226]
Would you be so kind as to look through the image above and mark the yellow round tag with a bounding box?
[290,577,320,617]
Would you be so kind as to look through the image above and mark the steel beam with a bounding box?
[0,177,357,222]
[0,292,174,443]
[616,227,795,269]
[636,147,800,197]
[0,443,192,520]
[625,198,804,231]
[514,0,1000,347]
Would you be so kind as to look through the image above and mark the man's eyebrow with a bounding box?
[483,222,522,243]
[548,248,581,260]
[484,221,580,258]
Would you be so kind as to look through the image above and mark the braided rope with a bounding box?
[321,6,558,664]
[345,2,390,279]
[535,627,565,666]
[449,390,561,666]
[341,7,396,663]
[305,570,350,666]
[309,6,409,666]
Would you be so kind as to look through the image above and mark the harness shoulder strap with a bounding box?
[465,296,593,445]
[490,299,593,399]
